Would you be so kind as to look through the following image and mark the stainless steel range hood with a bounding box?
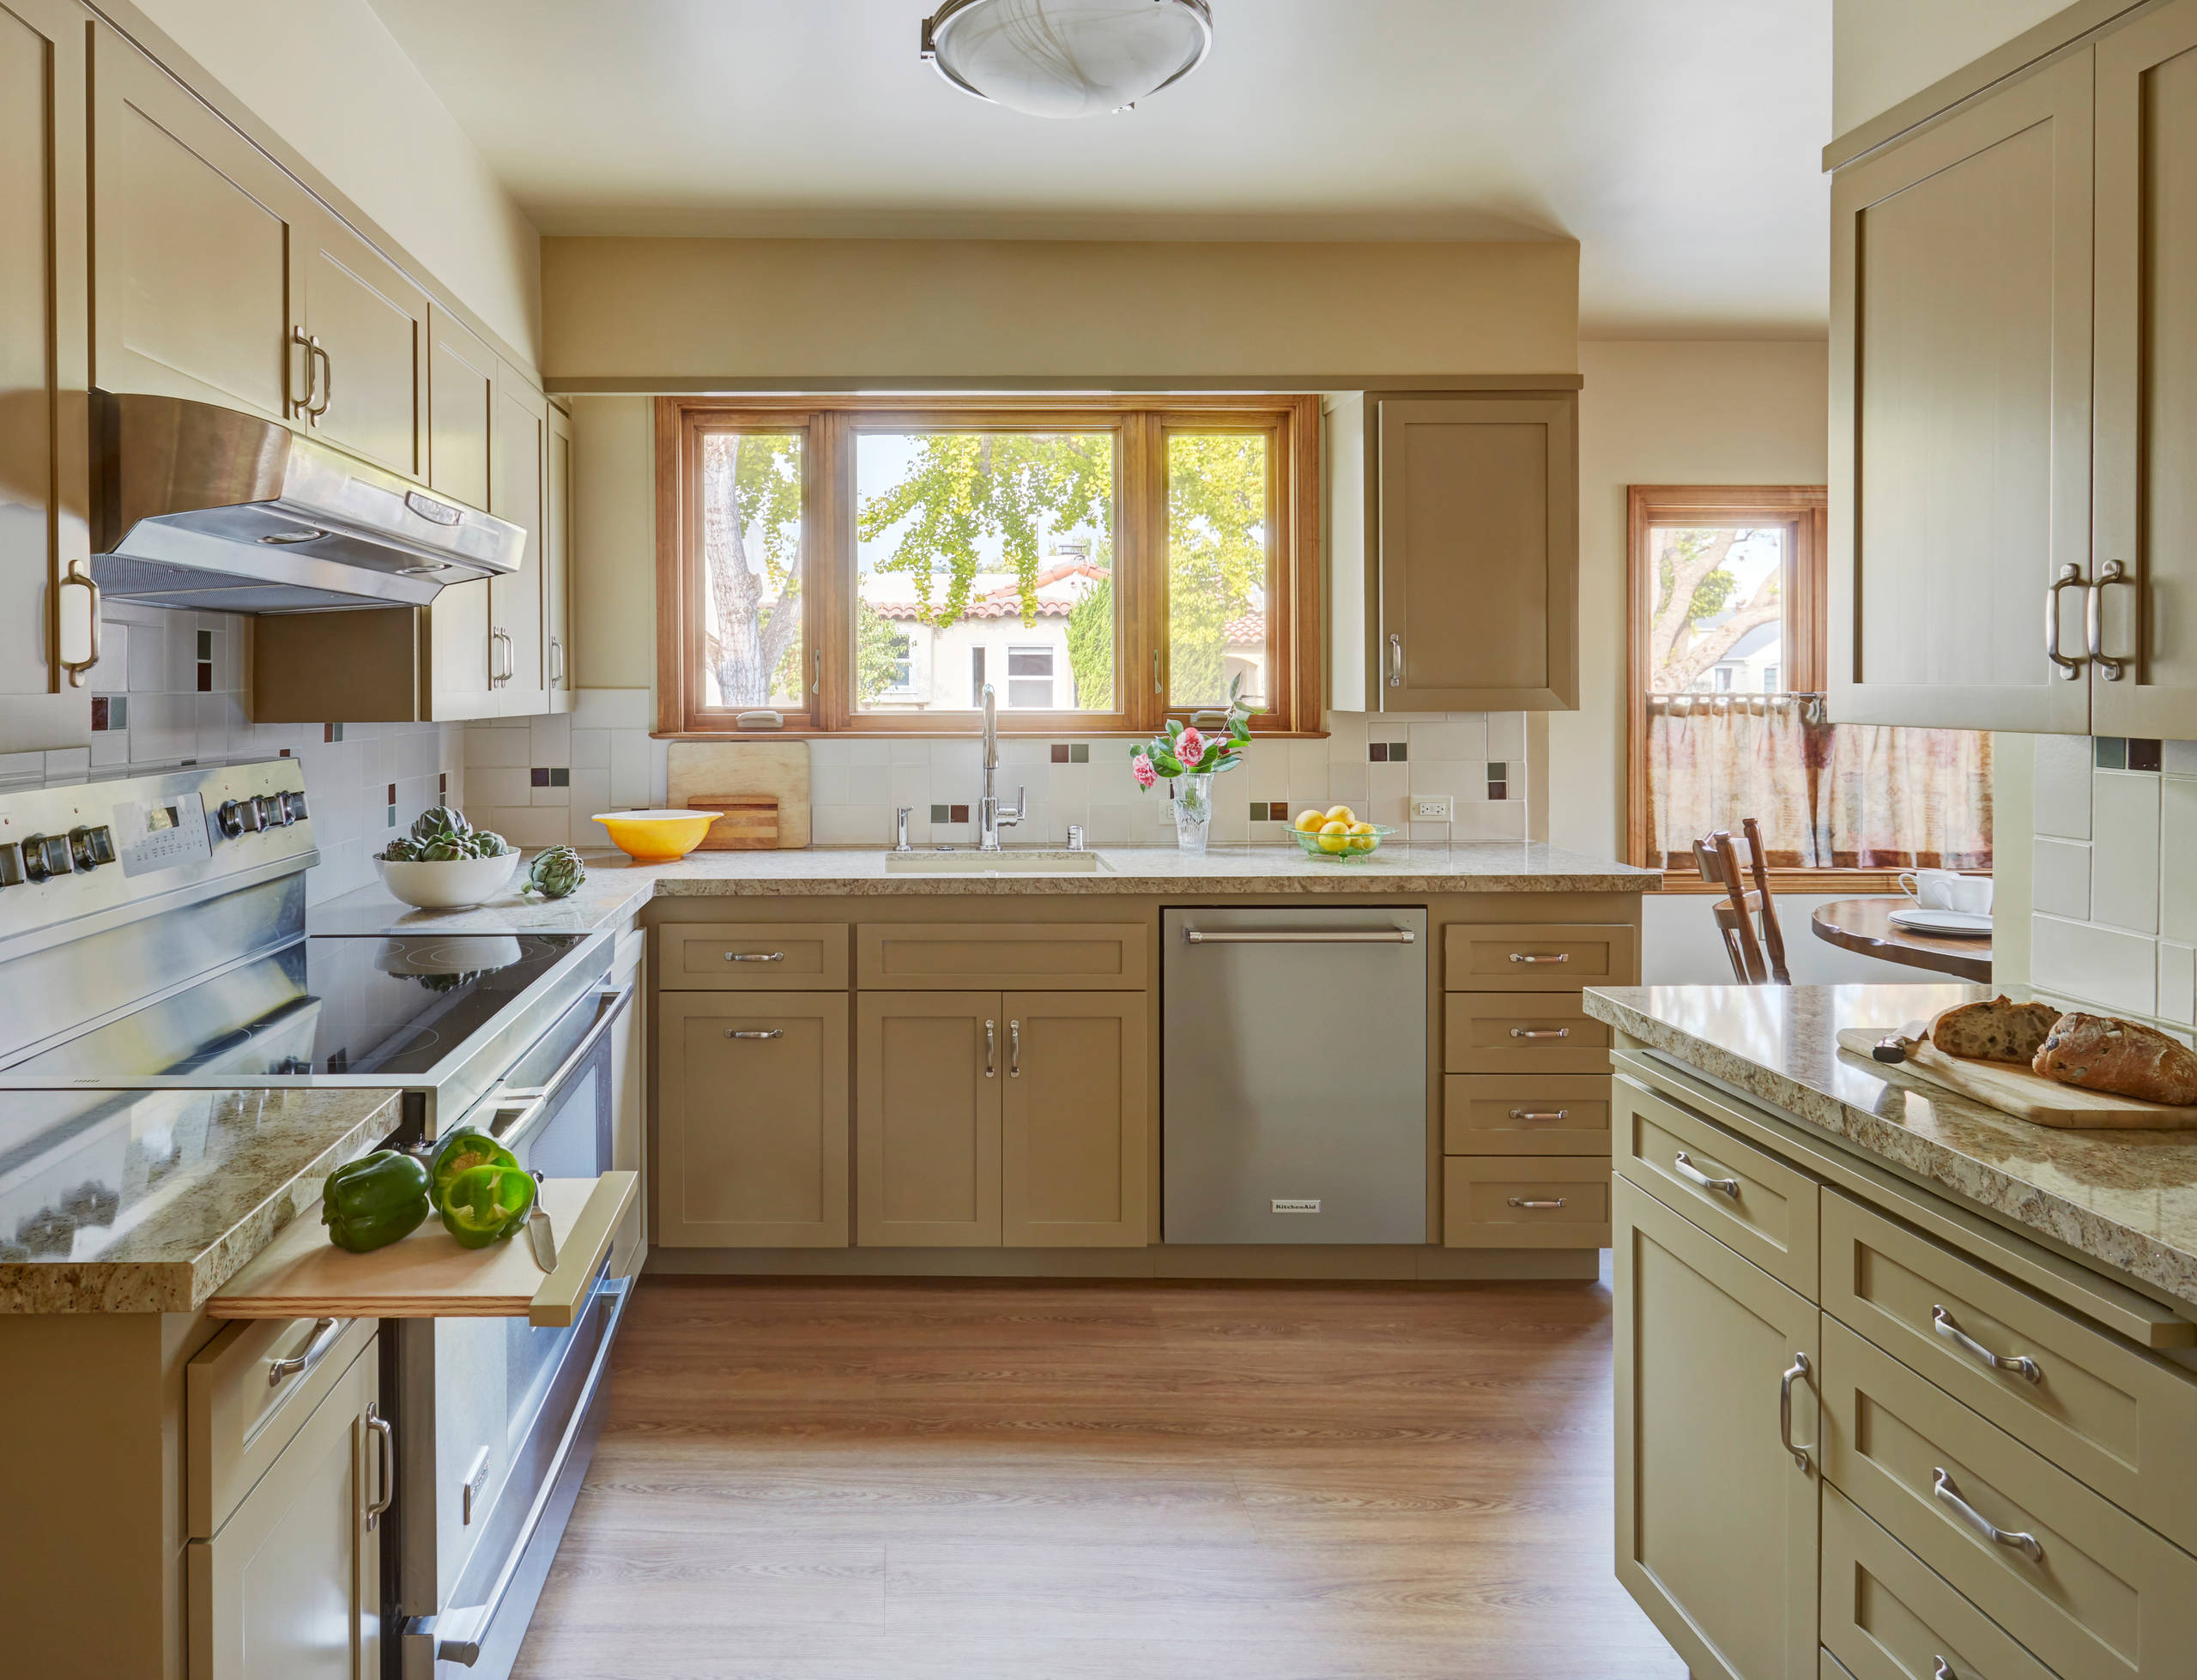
[90,391,524,613]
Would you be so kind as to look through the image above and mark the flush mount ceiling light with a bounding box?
[920,0,1213,119]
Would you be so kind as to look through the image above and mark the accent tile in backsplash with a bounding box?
[475,690,1530,854]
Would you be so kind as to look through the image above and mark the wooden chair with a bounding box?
[1692,818,1790,985]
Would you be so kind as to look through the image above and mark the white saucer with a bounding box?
[1889,907,1993,937]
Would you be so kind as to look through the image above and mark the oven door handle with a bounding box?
[488,983,635,1148]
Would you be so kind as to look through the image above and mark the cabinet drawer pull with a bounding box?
[267,1316,342,1387]
[727,1029,783,1040]
[1506,1197,1565,1209]
[1507,1109,1570,1121]
[1778,1351,1813,1472]
[724,951,785,963]
[1509,1027,1571,1040]
[984,1018,996,1079]
[1931,1305,2042,1383]
[1931,1467,2043,1561]
[1671,1150,1740,1199]
[1508,952,1570,964]
[364,1401,395,1531]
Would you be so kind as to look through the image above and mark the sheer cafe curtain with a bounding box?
[1643,695,1992,871]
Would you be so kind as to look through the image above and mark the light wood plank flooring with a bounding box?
[515,1268,1683,1679]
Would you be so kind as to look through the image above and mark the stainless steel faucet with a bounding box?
[977,683,1026,853]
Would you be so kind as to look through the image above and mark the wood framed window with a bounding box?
[1625,485,1992,891]
[656,395,1322,736]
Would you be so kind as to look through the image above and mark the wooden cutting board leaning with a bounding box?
[665,741,810,849]
[1835,1027,2197,1128]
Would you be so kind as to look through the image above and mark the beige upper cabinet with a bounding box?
[89,23,307,426]
[1000,992,1147,1248]
[856,992,1003,1247]
[0,0,94,729]
[1337,393,1578,712]
[1829,54,2097,733]
[427,305,494,509]
[296,210,426,480]
[491,360,548,714]
[547,403,575,710]
[1613,1177,1819,1680]
[2092,0,2197,736]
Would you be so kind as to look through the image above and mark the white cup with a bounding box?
[1898,868,1993,915]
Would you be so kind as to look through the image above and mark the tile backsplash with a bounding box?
[467,689,1529,854]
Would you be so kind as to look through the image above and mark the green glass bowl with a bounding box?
[1289,823,1397,861]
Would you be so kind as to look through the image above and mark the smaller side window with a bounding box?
[1007,646,1054,709]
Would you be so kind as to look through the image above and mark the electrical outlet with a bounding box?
[1411,795,1455,821]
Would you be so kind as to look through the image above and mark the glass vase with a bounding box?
[1172,772,1214,855]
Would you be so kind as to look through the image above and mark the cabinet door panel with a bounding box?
[1615,1176,1819,1680]
[427,578,494,721]
[657,992,848,1248]
[1376,396,1577,710]
[91,24,304,423]
[547,403,573,707]
[491,362,547,713]
[856,992,1001,1246]
[427,305,493,509]
[1830,54,2094,732]
[2094,0,2197,735]
[1001,992,1147,1247]
[300,211,424,480]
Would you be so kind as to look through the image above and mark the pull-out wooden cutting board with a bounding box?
[1836,1030,2197,1128]
[666,741,809,848]
[209,1173,636,1327]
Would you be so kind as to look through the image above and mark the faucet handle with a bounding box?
[893,807,913,853]
[1002,785,1026,825]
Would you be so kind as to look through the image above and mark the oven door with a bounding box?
[395,980,634,1679]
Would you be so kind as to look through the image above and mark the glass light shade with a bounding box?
[929,0,1213,119]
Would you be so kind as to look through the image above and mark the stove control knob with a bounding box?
[68,825,116,871]
[253,795,283,830]
[21,833,72,881]
[215,800,248,838]
[281,790,309,824]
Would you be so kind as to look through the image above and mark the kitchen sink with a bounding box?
[885,849,1112,874]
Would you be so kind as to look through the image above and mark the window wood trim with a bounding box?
[1624,485,1831,880]
[655,393,1322,737]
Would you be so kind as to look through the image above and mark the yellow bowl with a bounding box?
[590,810,714,863]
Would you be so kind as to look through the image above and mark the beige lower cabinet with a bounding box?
[187,1336,383,1680]
[1443,1155,1610,1248]
[1001,992,1147,1247]
[1615,1176,1820,1680]
[657,991,850,1248]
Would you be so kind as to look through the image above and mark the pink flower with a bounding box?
[1177,727,1205,767]
[1130,752,1158,790]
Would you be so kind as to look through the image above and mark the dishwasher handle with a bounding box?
[1183,929,1416,946]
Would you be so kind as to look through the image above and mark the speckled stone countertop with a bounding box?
[1584,982,2197,1312]
[0,1086,401,1314]
[309,841,1661,938]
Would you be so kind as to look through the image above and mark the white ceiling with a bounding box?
[366,0,1831,337]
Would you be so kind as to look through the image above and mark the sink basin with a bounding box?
[885,849,1111,874]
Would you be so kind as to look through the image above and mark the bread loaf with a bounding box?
[1929,997,2062,1064]
[2031,1013,2197,1106]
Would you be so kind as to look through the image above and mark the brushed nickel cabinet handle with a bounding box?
[1509,1027,1570,1040]
[1507,1197,1565,1209]
[1388,632,1403,688]
[1008,1019,1020,1078]
[2089,559,2129,681]
[1779,1351,1813,1471]
[290,324,317,418]
[1934,1660,1952,1680]
[1508,1109,1570,1121]
[364,1401,395,1530]
[1672,1150,1740,1199]
[1509,952,1570,964]
[1932,1306,2042,1383]
[57,559,101,687]
[1931,1468,2042,1561]
[724,951,784,963]
[727,1029,783,1040]
[307,335,332,423]
[984,1018,996,1079]
[549,634,564,684]
[2045,562,2085,679]
[267,1316,342,1387]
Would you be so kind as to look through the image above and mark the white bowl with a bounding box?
[375,853,521,909]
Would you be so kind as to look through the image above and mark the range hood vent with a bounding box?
[90,392,524,613]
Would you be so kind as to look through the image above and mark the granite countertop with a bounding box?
[0,1085,401,1314]
[309,840,1661,937]
[1584,982,2197,1313]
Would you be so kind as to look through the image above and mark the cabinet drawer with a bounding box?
[1443,1156,1610,1248]
[1825,1189,2197,1554]
[1823,1484,2058,1680]
[187,1314,377,1539]
[856,922,1147,990]
[1444,1073,1611,1155]
[1443,922,1637,991]
[658,922,848,990]
[1443,992,1610,1073]
[1820,1316,2197,1680]
[1617,1075,1819,1297]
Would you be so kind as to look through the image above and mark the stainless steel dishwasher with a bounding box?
[1162,906,1427,1243]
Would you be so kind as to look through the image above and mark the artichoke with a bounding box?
[377,836,421,862]
[410,804,473,845]
[522,845,586,899]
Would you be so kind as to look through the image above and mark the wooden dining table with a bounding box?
[1809,897,1992,983]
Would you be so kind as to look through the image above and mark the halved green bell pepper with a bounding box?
[429,1127,521,1211]
[439,1163,537,1249]
[322,1151,433,1253]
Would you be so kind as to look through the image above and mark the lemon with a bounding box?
[1347,820,1379,854]
[1324,804,1357,826]
[1292,808,1328,833]
[1316,819,1353,855]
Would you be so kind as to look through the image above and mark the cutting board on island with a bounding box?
[1836,1028,2197,1128]
[667,740,808,849]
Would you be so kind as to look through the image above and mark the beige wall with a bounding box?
[1832,0,2077,131]
[570,396,657,692]
[130,0,542,361]
[540,239,1579,386]
[1546,340,1831,861]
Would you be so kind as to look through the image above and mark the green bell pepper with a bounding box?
[321,1150,433,1254]
[429,1127,521,1211]
[439,1163,537,1249]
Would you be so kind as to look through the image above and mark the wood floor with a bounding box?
[515,1266,1685,1679]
